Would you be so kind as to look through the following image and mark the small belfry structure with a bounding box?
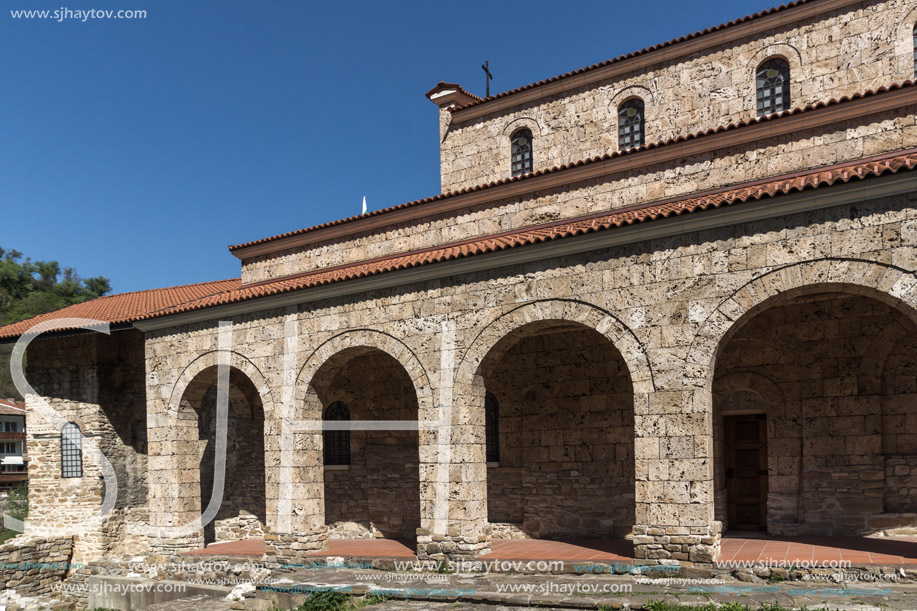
[2,0,917,569]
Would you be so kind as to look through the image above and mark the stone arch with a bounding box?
[502,116,541,139]
[685,259,917,391]
[745,45,803,82]
[502,117,541,177]
[694,259,917,535]
[168,350,276,416]
[744,45,802,113]
[462,299,643,540]
[610,84,656,108]
[457,299,654,396]
[295,329,435,417]
[895,5,917,78]
[164,352,273,546]
[295,329,434,540]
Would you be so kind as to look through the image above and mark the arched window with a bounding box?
[618,99,645,150]
[61,422,82,478]
[756,58,790,117]
[485,392,500,463]
[510,129,533,176]
[323,402,350,466]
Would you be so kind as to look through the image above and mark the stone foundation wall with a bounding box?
[0,535,73,597]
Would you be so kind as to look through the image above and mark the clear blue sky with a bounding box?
[2,0,770,293]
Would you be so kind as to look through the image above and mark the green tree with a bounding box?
[0,246,112,399]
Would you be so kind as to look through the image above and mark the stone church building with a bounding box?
[2,0,917,569]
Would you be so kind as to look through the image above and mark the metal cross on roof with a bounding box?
[481,60,493,97]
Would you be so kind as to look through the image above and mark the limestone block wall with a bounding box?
[146,188,917,563]
[317,350,421,539]
[484,326,634,538]
[713,293,917,535]
[240,105,917,283]
[25,331,149,562]
[438,0,917,192]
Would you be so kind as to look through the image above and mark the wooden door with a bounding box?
[725,414,768,531]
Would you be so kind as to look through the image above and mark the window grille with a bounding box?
[61,422,83,478]
[511,129,533,176]
[756,58,790,116]
[323,401,350,466]
[618,99,645,149]
[485,392,500,463]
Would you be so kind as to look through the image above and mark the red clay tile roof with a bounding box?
[0,279,242,341]
[424,81,484,103]
[228,81,917,254]
[145,149,917,321]
[449,0,814,112]
[0,399,26,415]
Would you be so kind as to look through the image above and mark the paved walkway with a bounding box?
[310,538,417,559]
[718,534,917,566]
[180,534,917,567]
[183,538,266,557]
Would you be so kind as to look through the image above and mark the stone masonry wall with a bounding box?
[146,188,917,563]
[0,535,73,597]
[438,0,917,192]
[241,106,917,283]
[714,293,917,535]
[484,326,634,538]
[26,330,150,562]
[318,350,421,540]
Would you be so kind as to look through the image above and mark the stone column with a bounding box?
[633,388,720,567]
[416,375,491,562]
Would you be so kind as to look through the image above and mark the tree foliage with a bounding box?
[0,246,112,399]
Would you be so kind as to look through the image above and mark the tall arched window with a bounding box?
[510,129,533,176]
[323,401,350,466]
[756,58,790,116]
[618,99,645,150]
[485,392,500,463]
[61,422,83,478]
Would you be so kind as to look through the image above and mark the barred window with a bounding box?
[913,25,917,78]
[756,58,790,116]
[510,129,533,176]
[61,422,83,478]
[485,392,500,463]
[618,99,645,150]
[323,402,350,466]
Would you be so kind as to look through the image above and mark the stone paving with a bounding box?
[133,593,234,611]
[246,565,917,610]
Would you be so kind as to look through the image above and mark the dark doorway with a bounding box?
[725,414,768,531]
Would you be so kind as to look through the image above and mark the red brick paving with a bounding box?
[179,534,917,566]
[480,539,633,562]
[182,537,266,556]
[309,539,417,559]
[717,534,917,566]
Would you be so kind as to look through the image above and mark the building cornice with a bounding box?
[136,170,917,332]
